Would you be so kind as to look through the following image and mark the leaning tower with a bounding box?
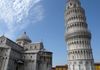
[65,0,95,70]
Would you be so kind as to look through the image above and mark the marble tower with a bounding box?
[65,0,95,70]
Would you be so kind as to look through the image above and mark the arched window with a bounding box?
[30,56,32,58]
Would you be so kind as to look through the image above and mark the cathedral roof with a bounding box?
[16,32,32,43]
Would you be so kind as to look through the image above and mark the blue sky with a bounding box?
[0,0,100,66]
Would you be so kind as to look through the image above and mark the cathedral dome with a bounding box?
[16,32,32,43]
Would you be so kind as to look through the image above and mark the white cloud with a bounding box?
[0,0,44,39]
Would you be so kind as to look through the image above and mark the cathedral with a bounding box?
[0,32,52,70]
[65,0,95,70]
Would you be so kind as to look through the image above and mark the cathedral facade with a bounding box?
[0,32,52,70]
[65,0,95,70]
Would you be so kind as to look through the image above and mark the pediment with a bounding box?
[0,35,7,44]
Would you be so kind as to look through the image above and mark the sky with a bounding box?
[0,0,100,66]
